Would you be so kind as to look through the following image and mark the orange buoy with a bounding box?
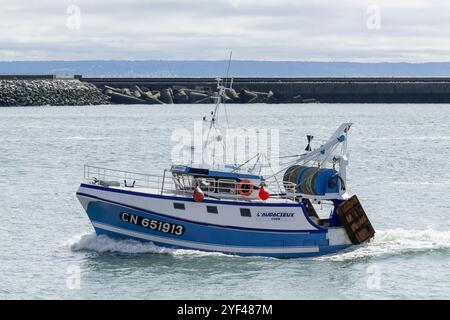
[237,179,254,196]
[193,186,205,202]
[258,186,270,200]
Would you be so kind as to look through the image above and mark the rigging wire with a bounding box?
[224,51,233,163]
[203,51,234,167]
[231,153,260,173]
[224,51,232,89]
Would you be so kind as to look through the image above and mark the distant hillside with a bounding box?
[2,60,450,77]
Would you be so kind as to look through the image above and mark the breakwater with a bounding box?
[0,77,109,106]
[82,76,450,103]
[2,76,450,106]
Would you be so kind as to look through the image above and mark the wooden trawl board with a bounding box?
[337,195,375,245]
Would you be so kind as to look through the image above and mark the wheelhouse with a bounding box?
[169,165,264,198]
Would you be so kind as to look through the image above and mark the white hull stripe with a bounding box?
[78,194,315,234]
[91,221,320,254]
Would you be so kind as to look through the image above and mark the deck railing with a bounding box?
[84,165,167,191]
[83,165,299,201]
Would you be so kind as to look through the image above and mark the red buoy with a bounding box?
[193,186,205,202]
[258,186,270,201]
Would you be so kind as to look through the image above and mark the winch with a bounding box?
[283,165,341,196]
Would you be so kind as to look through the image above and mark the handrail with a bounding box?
[82,164,303,202]
[84,164,161,179]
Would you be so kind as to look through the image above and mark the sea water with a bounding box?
[0,103,449,299]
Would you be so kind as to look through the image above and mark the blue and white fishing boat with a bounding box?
[76,78,375,258]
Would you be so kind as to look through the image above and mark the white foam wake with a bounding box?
[67,229,450,260]
[321,228,450,261]
[67,233,228,257]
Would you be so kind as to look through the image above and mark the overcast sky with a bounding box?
[1,0,450,62]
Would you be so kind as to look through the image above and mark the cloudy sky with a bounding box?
[1,0,449,62]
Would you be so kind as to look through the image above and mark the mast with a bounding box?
[201,52,234,168]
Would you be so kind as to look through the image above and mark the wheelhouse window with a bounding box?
[206,206,218,214]
[240,208,251,217]
[217,179,237,195]
[172,173,193,190]
[172,173,182,189]
[196,177,216,192]
[172,173,215,192]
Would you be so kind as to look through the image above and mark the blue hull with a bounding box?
[83,197,351,258]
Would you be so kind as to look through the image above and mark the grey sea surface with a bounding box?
[0,103,449,299]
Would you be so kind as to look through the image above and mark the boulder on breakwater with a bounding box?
[0,79,109,106]
[101,84,284,105]
[160,88,174,104]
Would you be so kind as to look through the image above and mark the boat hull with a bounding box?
[77,184,353,258]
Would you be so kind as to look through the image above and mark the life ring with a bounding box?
[238,179,254,196]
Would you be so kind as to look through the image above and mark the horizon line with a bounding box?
[2,60,450,64]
